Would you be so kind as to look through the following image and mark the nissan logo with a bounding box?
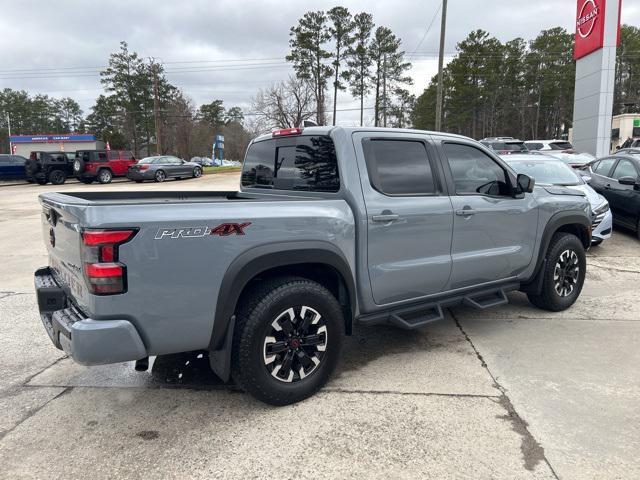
[577,0,599,39]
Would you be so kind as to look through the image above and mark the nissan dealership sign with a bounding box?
[574,0,620,59]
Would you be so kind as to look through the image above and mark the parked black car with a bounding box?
[582,154,640,238]
[26,151,75,185]
[0,154,28,181]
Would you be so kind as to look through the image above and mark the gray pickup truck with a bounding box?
[35,126,592,405]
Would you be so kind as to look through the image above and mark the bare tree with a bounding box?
[251,75,316,129]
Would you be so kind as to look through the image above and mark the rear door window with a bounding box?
[242,135,339,192]
[593,158,616,177]
[362,139,436,196]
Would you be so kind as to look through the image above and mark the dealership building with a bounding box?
[9,134,105,158]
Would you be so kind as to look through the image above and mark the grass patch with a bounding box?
[203,165,242,174]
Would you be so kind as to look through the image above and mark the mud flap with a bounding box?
[208,315,236,382]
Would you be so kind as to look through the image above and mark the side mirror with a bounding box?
[582,175,592,183]
[618,176,638,186]
[516,173,535,194]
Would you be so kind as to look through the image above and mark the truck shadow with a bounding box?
[146,320,462,390]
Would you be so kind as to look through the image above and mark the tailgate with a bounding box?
[40,200,88,308]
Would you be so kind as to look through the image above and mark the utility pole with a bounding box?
[150,58,162,155]
[435,0,448,131]
[382,53,387,127]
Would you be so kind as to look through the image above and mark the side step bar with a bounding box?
[389,304,444,330]
[463,290,508,310]
[357,284,517,330]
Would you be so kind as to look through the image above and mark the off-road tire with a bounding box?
[97,169,113,184]
[527,232,586,312]
[49,170,66,185]
[231,276,343,405]
[73,158,85,174]
[154,170,166,182]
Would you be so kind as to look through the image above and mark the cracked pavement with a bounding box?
[0,176,639,479]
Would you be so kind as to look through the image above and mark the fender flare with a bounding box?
[522,210,591,293]
[207,241,356,379]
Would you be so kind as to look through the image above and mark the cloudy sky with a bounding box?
[1,0,638,126]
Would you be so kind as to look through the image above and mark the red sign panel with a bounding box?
[574,0,605,59]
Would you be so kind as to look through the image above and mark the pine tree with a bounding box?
[327,6,354,125]
[286,11,333,125]
[344,13,374,126]
[369,27,412,127]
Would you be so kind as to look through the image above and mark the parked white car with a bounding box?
[525,140,595,168]
[503,154,612,245]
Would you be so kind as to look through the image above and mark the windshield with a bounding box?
[506,159,582,186]
[492,142,528,152]
[138,157,157,164]
[550,141,573,150]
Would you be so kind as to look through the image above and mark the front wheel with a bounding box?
[192,167,202,178]
[97,169,113,184]
[231,276,343,405]
[527,232,586,311]
[154,170,166,183]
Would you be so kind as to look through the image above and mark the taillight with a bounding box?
[81,229,137,295]
[139,165,149,171]
[272,127,302,137]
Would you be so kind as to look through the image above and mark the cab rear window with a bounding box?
[241,135,339,192]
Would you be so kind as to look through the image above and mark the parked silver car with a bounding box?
[127,156,203,183]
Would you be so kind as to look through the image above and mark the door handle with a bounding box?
[455,208,477,216]
[372,214,400,223]
[604,184,611,189]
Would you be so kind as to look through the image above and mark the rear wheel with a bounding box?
[527,232,586,311]
[49,170,66,185]
[154,170,166,183]
[97,169,113,184]
[193,167,202,178]
[231,276,343,405]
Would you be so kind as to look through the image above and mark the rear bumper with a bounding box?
[35,267,147,365]
[126,170,154,180]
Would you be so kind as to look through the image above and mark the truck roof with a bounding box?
[252,126,471,143]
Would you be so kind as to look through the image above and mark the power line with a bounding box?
[409,2,443,57]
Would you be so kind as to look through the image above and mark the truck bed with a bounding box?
[40,190,318,206]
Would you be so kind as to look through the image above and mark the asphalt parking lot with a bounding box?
[0,174,638,479]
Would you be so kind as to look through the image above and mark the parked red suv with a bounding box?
[73,150,136,184]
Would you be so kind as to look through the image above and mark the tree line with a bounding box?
[412,24,640,140]
[0,42,251,159]
[252,8,413,130]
